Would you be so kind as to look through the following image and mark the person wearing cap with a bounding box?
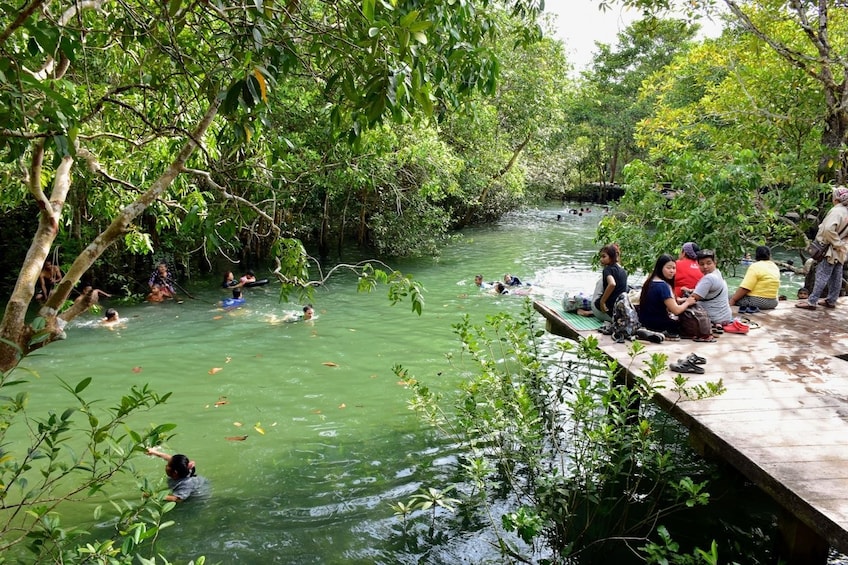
[796,185,848,310]
[674,241,703,298]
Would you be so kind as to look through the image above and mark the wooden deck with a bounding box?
[534,299,848,563]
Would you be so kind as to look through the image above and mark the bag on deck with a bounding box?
[679,303,711,338]
[611,293,641,343]
[562,292,591,313]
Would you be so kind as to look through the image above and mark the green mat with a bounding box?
[543,299,604,331]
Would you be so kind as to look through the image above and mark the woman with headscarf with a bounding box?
[674,241,702,298]
[796,185,848,310]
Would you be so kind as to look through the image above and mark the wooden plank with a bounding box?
[534,297,848,560]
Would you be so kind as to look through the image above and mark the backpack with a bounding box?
[679,304,711,338]
[611,293,641,343]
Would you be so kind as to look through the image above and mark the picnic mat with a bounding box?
[543,299,604,331]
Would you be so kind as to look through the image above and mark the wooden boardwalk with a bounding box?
[534,299,848,563]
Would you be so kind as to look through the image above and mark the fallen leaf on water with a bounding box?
[132,367,142,373]
[370,374,378,379]
[271,422,277,427]
[214,397,229,407]
[233,422,243,427]
[311,410,322,414]
[254,423,265,435]
[338,403,346,409]
[208,367,223,375]
[213,315,223,320]
[226,435,248,441]
[225,356,232,364]
[322,362,338,367]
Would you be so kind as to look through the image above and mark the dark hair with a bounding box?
[105,308,118,319]
[169,454,196,479]
[233,288,242,299]
[246,269,255,276]
[221,272,233,286]
[600,244,619,262]
[640,254,676,307]
[696,249,716,261]
[755,246,770,261]
[303,304,313,313]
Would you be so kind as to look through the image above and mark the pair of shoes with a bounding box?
[635,328,664,343]
[739,317,761,329]
[693,335,717,343]
[669,359,705,374]
[795,301,817,310]
[723,319,749,334]
[817,299,837,309]
[739,306,760,314]
[686,353,707,365]
[662,331,681,341]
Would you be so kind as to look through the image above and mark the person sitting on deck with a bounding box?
[638,254,696,336]
[729,245,780,313]
[689,250,742,333]
[590,244,627,322]
[674,241,703,298]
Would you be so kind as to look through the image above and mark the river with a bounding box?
[9,205,816,563]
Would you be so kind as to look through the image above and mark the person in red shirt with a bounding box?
[674,241,703,298]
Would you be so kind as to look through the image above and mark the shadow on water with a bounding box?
[12,205,835,563]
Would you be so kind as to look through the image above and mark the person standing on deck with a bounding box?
[796,185,848,310]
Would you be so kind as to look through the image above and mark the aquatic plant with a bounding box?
[400,300,727,562]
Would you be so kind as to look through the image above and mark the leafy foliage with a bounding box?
[400,302,725,562]
[0,364,185,563]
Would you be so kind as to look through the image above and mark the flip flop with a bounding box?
[670,360,705,374]
[686,353,707,365]
[693,335,717,343]
[739,317,761,329]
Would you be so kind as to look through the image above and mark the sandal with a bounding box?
[817,300,837,309]
[686,353,707,365]
[711,325,724,335]
[795,302,817,310]
[693,335,717,343]
[669,360,705,374]
[739,317,761,329]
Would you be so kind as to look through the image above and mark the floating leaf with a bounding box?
[225,356,232,363]
[254,423,265,435]
[322,362,339,367]
[233,422,243,427]
[209,367,223,374]
[214,398,229,407]
[213,315,223,320]
[132,366,143,373]
[338,403,346,409]
[226,435,248,441]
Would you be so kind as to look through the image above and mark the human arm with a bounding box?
[665,295,694,316]
[146,447,173,463]
[728,286,750,307]
[599,274,616,313]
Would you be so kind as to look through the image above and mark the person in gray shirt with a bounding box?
[690,249,733,328]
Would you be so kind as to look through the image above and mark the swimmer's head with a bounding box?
[303,304,314,319]
[104,308,118,321]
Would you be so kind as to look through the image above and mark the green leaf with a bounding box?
[363,0,375,21]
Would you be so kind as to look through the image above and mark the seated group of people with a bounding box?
[475,273,528,295]
[580,242,781,342]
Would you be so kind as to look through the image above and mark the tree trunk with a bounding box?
[0,100,220,372]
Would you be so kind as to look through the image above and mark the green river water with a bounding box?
[12,205,815,564]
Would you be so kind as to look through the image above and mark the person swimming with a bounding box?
[102,308,120,325]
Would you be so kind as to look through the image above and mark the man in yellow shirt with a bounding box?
[729,246,780,313]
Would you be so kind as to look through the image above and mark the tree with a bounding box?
[599,0,848,183]
[0,0,544,371]
[568,17,698,187]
